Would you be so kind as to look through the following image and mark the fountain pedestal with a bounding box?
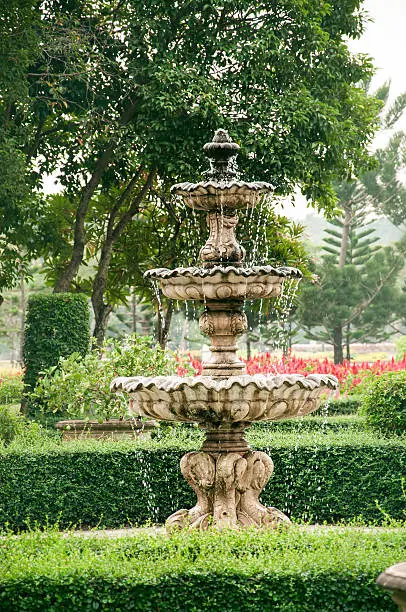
[167,424,289,530]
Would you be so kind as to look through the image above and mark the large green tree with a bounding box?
[3,0,381,343]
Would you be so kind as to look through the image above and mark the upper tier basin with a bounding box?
[145,265,302,301]
[111,373,338,423]
[171,180,273,211]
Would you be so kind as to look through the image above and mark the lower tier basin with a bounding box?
[111,373,338,423]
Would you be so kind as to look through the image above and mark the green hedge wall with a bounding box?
[0,438,405,530]
[0,528,403,611]
[23,293,90,391]
[328,396,360,414]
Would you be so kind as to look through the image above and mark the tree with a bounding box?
[296,81,406,363]
[297,221,406,363]
[4,0,381,344]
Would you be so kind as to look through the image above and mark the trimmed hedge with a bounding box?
[0,527,404,611]
[0,431,405,529]
[327,396,360,415]
[361,370,406,434]
[253,414,363,432]
[23,293,90,391]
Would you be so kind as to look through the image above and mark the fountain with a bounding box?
[111,130,338,530]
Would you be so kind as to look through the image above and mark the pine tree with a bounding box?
[296,82,406,363]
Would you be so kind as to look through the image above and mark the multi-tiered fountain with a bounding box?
[112,130,338,530]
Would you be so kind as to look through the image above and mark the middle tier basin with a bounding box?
[111,374,338,423]
[145,265,302,301]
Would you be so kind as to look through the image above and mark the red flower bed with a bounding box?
[177,353,406,395]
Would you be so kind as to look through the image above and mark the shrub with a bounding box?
[0,430,405,530]
[327,396,360,415]
[252,414,363,433]
[0,372,24,404]
[361,370,406,435]
[0,527,402,611]
[0,405,25,445]
[0,406,55,447]
[33,335,178,421]
[23,293,90,392]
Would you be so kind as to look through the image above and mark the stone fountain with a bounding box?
[111,130,338,530]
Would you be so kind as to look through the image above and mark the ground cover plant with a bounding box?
[0,526,404,611]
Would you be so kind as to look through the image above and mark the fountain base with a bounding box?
[166,425,290,530]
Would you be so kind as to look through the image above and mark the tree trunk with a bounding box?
[93,303,113,349]
[53,101,138,293]
[91,236,115,349]
[156,298,174,349]
[131,288,137,334]
[339,206,352,268]
[345,322,351,361]
[333,326,344,364]
[246,334,251,359]
[19,269,26,364]
[90,172,153,347]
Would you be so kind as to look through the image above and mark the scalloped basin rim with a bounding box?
[144,265,303,280]
[111,373,339,393]
[170,180,274,194]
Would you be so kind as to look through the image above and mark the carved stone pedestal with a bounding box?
[166,424,290,530]
[199,302,247,377]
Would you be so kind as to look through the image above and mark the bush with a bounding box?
[23,293,90,392]
[0,429,405,530]
[0,372,24,404]
[252,414,364,433]
[0,405,25,445]
[325,396,360,415]
[32,335,178,421]
[0,527,402,611]
[361,370,406,434]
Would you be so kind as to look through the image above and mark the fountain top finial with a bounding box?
[170,128,273,209]
[203,129,240,180]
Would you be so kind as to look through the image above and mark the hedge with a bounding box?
[0,430,405,530]
[253,414,363,433]
[0,527,404,611]
[327,396,360,415]
[360,370,406,434]
[23,293,90,391]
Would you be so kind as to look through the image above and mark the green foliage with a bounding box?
[0,373,24,405]
[328,396,360,415]
[395,336,406,360]
[0,404,53,447]
[253,414,363,433]
[33,335,178,421]
[0,527,403,611]
[296,80,406,363]
[361,371,406,435]
[0,429,405,530]
[0,405,25,445]
[23,294,90,391]
[297,244,405,363]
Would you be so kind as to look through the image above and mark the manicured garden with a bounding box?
[0,329,405,609]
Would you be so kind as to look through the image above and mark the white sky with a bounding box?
[277,0,406,219]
